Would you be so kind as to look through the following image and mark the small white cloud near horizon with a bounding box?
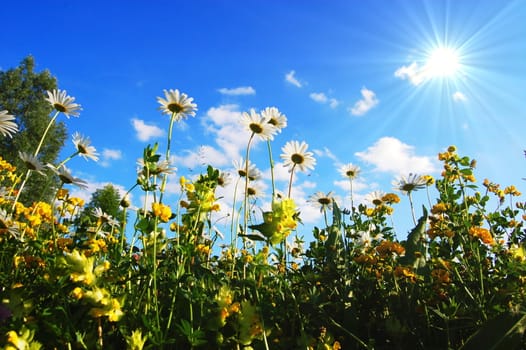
[131,118,165,142]
[453,91,467,102]
[285,70,302,88]
[355,136,437,175]
[218,86,256,96]
[100,148,122,167]
[349,87,379,116]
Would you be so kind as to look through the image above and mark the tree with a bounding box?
[83,184,123,222]
[0,56,67,204]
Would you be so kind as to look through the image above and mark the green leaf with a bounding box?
[400,206,428,270]
[460,312,526,350]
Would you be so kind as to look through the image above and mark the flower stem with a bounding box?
[266,140,276,200]
[287,164,296,198]
[34,111,59,157]
[159,112,176,203]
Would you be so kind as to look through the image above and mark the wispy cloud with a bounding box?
[349,87,379,116]
[355,136,437,175]
[100,148,122,167]
[310,92,339,109]
[310,92,328,103]
[285,70,302,88]
[452,91,467,102]
[131,118,165,142]
[218,86,256,96]
[394,62,427,86]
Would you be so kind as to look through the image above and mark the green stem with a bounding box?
[243,133,255,235]
[159,112,176,204]
[287,164,296,198]
[266,140,276,200]
[34,111,59,157]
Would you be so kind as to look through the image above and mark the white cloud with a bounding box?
[172,145,229,170]
[355,137,437,175]
[329,98,339,109]
[310,92,328,103]
[285,70,302,88]
[218,86,256,96]
[203,104,249,161]
[310,92,339,109]
[313,147,338,163]
[394,62,428,86]
[100,148,122,167]
[452,91,467,102]
[131,118,165,141]
[349,87,379,116]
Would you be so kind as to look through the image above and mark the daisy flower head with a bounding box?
[280,140,316,173]
[365,190,386,206]
[240,108,278,141]
[233,158,261,181]
[45,89,82,118]
[19,152,46,175]
[157,89,197,121]
[309,191,335,212]
[137,158,176,177]
[245,180,266,199]
[0,110,18,138]
[340,163,361,180]
[217,171,232,188]
[392,173,427,195]
[72,132,99,161]
[261,107,287,132]
[49,165,88,189]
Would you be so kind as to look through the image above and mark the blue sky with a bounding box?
[2,0,526,242]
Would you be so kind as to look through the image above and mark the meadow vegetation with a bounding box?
[0,88,525,349]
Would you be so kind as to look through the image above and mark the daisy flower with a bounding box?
[137,158,176,176]
[19,152,46,175]
[217,171,232,187]
[72,132,99,161]
[392,173,427,195]
[280,140,316,173]
[233,158,261,181]
[340,163,361,179]
[0,110,18,138]
[240,109,278,141]
[261,107,287,132]
[45,89,82,118]
[365,190,386,206]
[49,165,88,189]
[157,89,197,121]
[308,191,335,212]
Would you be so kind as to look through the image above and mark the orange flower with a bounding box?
[468,226,494,245]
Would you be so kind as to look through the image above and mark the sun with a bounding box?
[425,47,461,78]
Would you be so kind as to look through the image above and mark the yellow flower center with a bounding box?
[54,103,67,112]
[318,197,331,205]
[291,153,304,164]
[249,123,263,134]
[78,144,87,154]
[167,102,184,113]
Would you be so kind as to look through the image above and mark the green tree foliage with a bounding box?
[0,56,67,204]
[83,184,123,221]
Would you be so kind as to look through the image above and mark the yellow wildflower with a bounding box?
[504,185,521,196]
[125,329,148,350]
[468,226,494,245]
[152,202,172,222]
